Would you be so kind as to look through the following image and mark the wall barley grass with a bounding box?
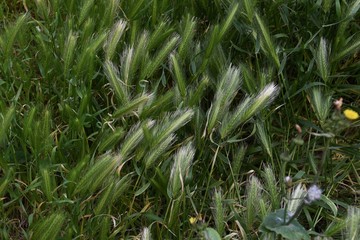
[63,31,77,79]
[212,188,225,236]
[104,19,127,60]
[32,213,66,240]
[74,153,120,195]
[316,37,329,83]
[346,206,360,240]
[178,15,196,60]
[104,60,129,105]
[245,176,262,229]
[170,53,187,98]
[78,0,95,26]
[1,0,359,238]
[167,142,195,199]
[141,34,180,79]
[120,121,155,159]
[207,66,242,133]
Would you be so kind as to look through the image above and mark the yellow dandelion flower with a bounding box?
[344,109,359,120]
[189,217,197,224]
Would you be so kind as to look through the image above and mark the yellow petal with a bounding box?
[344,109,359,120]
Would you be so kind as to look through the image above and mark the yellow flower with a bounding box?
[189,217,197,224]
[189,214,202,224]
[344,109,359,120]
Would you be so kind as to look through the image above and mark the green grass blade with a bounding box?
[0,168,14,197]
[243,0,257,22]
[218,3,239,40]
[254,13,280,68]
[113,94,150,118]
[0,106,15,145]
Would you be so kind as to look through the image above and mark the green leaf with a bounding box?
[319,195,338,217]
[135,182,151,196]
[202,227,222,240]
[260,209,310,240]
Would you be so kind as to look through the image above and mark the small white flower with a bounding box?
[304,185,322,204]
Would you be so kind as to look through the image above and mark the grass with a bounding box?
[0,0,359,239]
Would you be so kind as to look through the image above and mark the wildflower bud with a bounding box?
[284,176,292,188]
[333,97,343,110]
[295,124,302,134]
[304,185,322,204]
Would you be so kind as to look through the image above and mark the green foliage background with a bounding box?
[0,0,359,239]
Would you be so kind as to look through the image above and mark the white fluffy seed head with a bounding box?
[304,185,322,204]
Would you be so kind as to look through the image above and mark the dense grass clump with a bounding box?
[0,0,359,239]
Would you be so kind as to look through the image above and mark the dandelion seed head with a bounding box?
[304,185,322,204]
